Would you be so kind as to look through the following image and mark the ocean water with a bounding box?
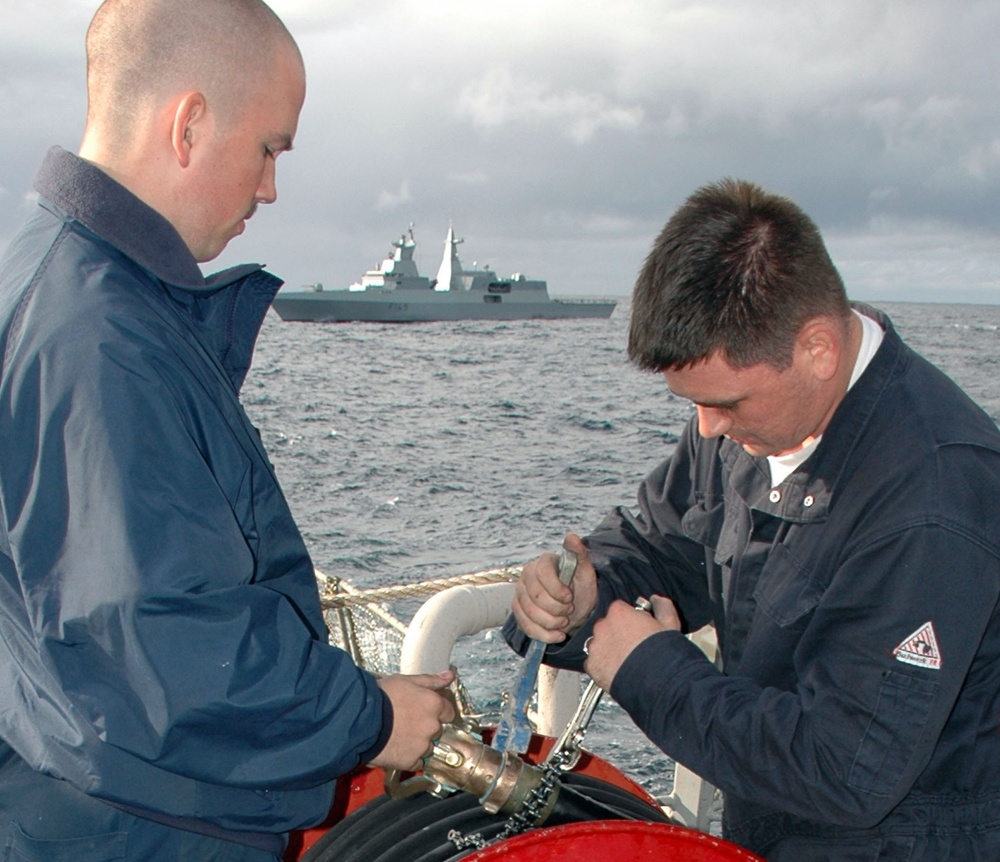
[245,300,1000,798]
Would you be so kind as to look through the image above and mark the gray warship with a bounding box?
[270,225,617,323]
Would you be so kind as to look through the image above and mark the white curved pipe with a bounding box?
[401,582,515,674]
[399,581,580,732]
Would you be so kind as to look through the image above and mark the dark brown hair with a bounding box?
[628,178,850,372]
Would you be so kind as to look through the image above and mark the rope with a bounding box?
[317,566,523,609]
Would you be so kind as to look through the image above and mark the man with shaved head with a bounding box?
[0,2,454,859]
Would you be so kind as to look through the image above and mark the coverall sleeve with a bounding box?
[610,493,1000,827]
[1,309,388,798]
[584,421,721,631]
[503,421,718,667]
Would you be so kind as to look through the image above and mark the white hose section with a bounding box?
[400,583,515,674]
[399,582,580,733]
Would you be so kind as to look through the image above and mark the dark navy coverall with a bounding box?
[507,305,1000,860]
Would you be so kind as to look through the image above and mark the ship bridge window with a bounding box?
[487,282,511,294]
[484,294,502,303]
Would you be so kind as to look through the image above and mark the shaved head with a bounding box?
[78,0,306,261]
[85,0,302,149]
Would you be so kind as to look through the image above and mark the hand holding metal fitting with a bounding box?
[553,596,656,768]
[583,594,679,691]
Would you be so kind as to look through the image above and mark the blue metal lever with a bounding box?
[494,547,578,754]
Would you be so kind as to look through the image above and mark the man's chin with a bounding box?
[194,234,239,265]
[731,438,773,458]
[726,434,754,451]
[195,248,224,264]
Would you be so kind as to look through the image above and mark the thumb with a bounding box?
[562,533,597,583]
[562,532,591,564]
[649,595,682,630]
[409,669,456,690]
[561,533,599,632]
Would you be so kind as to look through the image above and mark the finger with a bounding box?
[515,582,569,623]
[419,678,458,722]
[438,690,457,724]
[525,555,574,607]
[604,598,636,620]
[512,586,571,628]
[563,533,599,580]
[511,593,569,643]
[425,722,446,755]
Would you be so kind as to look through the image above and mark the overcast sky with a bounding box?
[2,0,999,304]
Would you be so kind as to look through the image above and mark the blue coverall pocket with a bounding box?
[848,670,938,797]
[5,823,127,862]
[753,544,824,627]
[681,494,725,550]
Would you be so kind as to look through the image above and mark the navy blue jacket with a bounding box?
[0,148,390,839]
[507,307,1000,859]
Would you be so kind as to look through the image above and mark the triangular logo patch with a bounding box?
[893,622,941,670]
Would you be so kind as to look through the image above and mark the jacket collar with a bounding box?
[34,146,216,289]
[34,146,282,390]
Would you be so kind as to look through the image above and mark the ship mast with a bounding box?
[434,222,466,292]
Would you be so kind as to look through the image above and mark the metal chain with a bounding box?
[447,828,488,852]
[447,747,576,853]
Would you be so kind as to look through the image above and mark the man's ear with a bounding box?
[170,92,208,168]
[797,317,841,382]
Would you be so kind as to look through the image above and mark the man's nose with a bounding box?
[695,405,732,439]
[257,158,278,204]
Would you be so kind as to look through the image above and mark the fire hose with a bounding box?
[301,555,674,861]
[296,550,762,861]
[301,767,669,862]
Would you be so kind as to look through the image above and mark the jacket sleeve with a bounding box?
[610,496,1000,827]
[0,306,389,824]
[585,420,720,630]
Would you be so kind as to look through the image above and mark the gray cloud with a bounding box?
[1,0,998,304]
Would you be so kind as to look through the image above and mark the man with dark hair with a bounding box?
[628,179,851,373]
[507,179,1000,859]
[0,2,453,859]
